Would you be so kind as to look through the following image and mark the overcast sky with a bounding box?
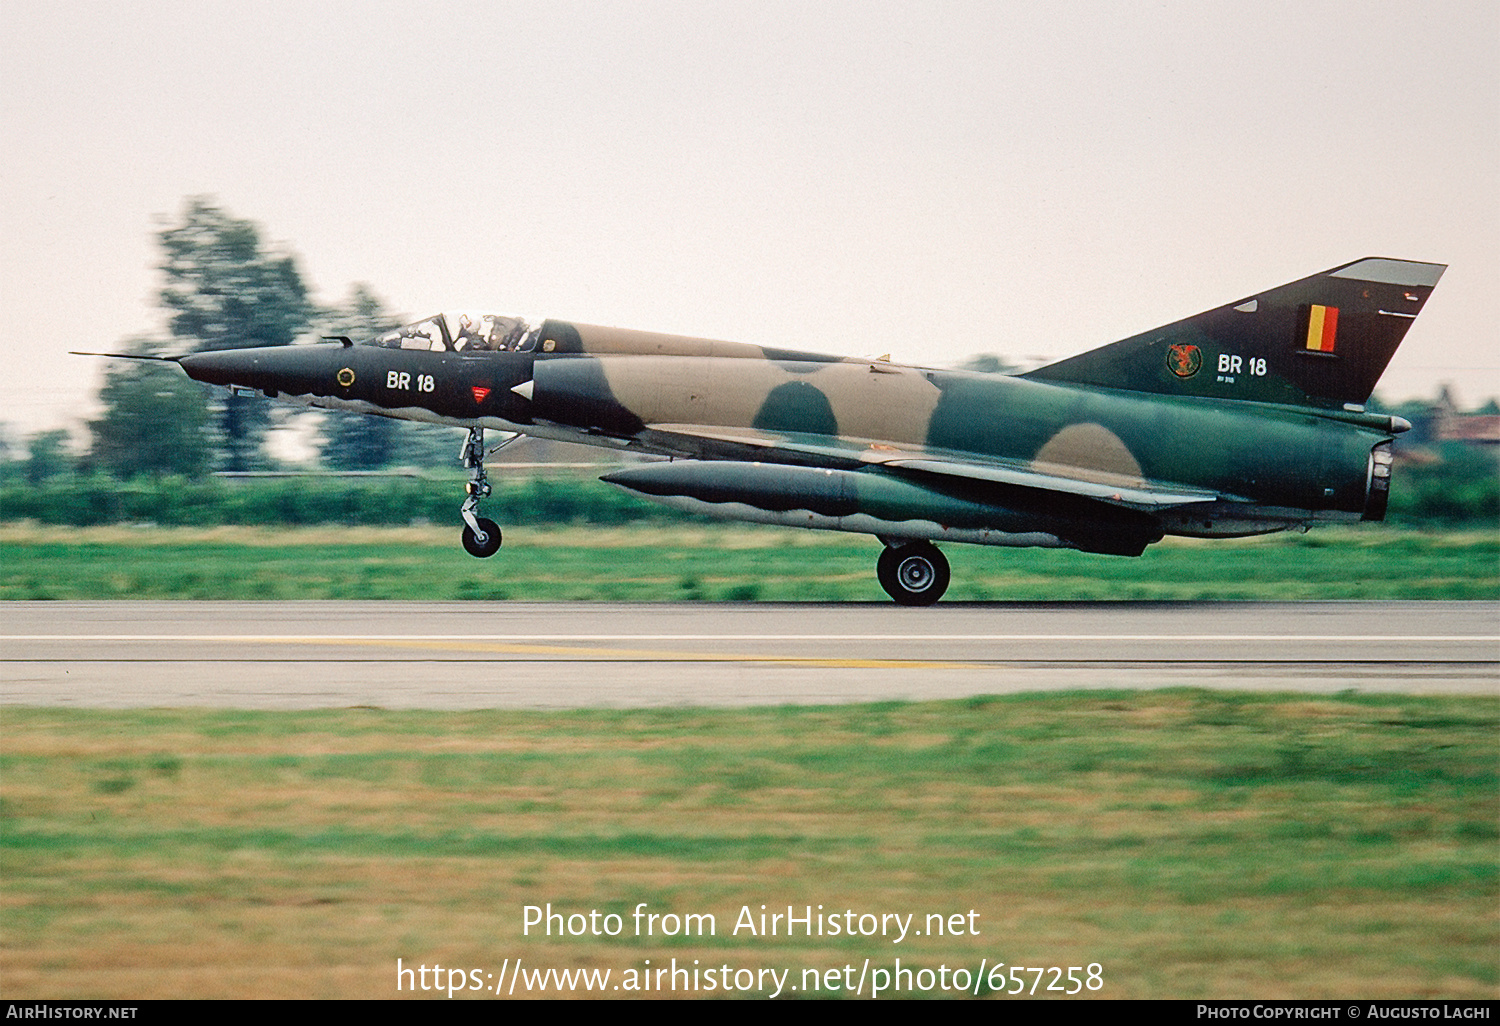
[3,0,1496,443]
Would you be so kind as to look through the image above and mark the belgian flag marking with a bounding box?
[1305,305,1339,353]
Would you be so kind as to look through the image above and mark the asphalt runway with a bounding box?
[2,601,1495,708]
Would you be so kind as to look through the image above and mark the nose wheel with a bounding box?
[462,516,502,557]
[459,426,511,558]
[876,541,950,605]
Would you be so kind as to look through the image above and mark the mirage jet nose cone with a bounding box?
[178,348,266,388]
[179,345,337,395]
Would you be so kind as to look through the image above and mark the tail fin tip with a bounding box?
[1327,257,1445,288]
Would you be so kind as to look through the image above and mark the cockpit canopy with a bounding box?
[366,313,540,353]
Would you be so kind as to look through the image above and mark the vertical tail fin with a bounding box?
[1022,258,1446,408]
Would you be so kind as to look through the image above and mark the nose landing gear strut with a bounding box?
[459,426,513,558]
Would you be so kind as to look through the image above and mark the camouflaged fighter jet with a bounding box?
[78,257,1445,603]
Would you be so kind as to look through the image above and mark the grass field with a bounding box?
[2,523,1496,601]
[3,521,1495,998]
[1,692,1495,999]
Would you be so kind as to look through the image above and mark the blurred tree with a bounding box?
[23,428,76,484]
[158,197,313,471]
[395,422,468,470]
[1388,441,1500,525]
[0,424,22,485]
[87,340,212,479]
[319,284,403,470]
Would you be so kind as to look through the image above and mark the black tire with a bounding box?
[461,517,502,558]
[876,542,950,606]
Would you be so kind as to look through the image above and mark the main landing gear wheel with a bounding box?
[462,517,502,558]
[877,542,950,606]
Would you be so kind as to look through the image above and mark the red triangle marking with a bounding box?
[471,386,492,403]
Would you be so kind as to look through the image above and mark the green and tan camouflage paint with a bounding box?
[175,257,1442,557]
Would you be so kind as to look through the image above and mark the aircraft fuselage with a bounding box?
[180,331,1394,539]
[154,255,1441,603]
